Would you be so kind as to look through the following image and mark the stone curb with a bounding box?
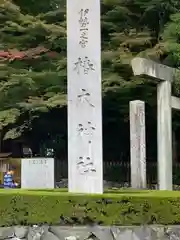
[0,225,180,240]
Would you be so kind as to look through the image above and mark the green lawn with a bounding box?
[0,189,180,226]
[1,188,180,197]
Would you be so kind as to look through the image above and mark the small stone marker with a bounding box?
[21,158,54,189]
[130,100,146,189]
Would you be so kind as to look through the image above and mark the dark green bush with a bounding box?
[1,189,180,226]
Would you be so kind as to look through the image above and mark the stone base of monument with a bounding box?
[1,225,180,240]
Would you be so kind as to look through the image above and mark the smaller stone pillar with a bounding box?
[130,100,146,189]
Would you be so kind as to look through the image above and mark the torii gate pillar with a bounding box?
[131,58,175,190]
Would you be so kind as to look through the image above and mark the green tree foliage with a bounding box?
[0,0,180,160]
[163,13,180,68]
[0,0,66,140]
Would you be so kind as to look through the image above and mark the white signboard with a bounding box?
[21,158,54,189]
[67,0,103,193]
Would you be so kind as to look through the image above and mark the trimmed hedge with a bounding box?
[1,189,180,226]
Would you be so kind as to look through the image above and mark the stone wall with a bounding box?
[1,225,180,240]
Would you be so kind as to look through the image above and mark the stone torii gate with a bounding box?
[131,57,180,190]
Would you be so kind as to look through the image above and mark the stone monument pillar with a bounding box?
[67,0,103,193]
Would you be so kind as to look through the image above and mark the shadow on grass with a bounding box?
[28,188,151,195]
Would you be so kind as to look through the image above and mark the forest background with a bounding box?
[1,0,180,164]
